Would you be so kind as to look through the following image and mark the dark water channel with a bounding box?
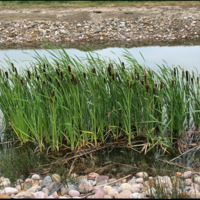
[0,42,200,178]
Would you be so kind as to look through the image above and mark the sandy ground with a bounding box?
[1,6,200,22]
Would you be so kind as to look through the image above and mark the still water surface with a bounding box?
[0,45,200,72]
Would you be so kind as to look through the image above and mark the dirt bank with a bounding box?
[1,5,200,22]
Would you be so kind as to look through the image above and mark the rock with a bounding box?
[131,184,142,189]
[22,181,33,191]
[31,191,48,198]
[0,178,11,187]
[52,174,61,184]
[111,186,122,193]
[0,194,11,198]
[135,178,143,183]
[103,186,112,193]
[115,190,132,199]
[184,179,192,186]
[87,180,96,187]
[194,176,200,185]
[14,191,34,198]
[46,182,59,193]
[127,179,136,185]
[4,187,18,195]
[31,174,41,180]
[130,187,140,193]
[78,182,93,193]
[93,189,104,199]
[42,188,49,194]
[40,176,52,188]
[52,191,59,198]
[136,172,148,178]
[67,185,77,192]
[191,183,199,190]
[108,188,118,197]
[181,171,193,179]
[175,172,182,177]
[69,190,80,197]
[15,185,21,191]
[187,189,200,198]
[26,186,41,193]
[104,194,112,198]
[60,187,68,196]
[130,192,141,199]
[120,183,132,191]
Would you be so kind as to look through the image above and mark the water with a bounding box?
[0,45,200,73]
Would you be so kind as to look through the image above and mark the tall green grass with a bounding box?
[0,42,199,153]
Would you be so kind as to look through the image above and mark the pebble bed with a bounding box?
[0,171,200,198]
[0,15,200,48]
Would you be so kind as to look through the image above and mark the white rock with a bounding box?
[120,183,132,191]
[4,187,18,195]
[130,192,141,199]
[31,174,41,180]
[194,177,200,185]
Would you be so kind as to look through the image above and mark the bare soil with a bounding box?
[1,5,200,22]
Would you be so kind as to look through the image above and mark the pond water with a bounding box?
[0,45,200,73]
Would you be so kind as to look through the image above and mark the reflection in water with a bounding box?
[0,45,200,72]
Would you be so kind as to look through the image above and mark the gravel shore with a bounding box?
[0,15,200,48]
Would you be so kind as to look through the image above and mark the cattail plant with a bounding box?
[83,72,86,79]
[20,78,23,85]
[108,64,111,76]
[137,73,140,80]
[145,84,149,92]
[153,87,155,95]
[174,67,176,77]
[43,80,46,85]
[68,65,71,73]
[27,70,31,79]
[52,90,55,97]
[11,63,15,72]
[186,70,189,82]
[5,71,8,78]
[112,73,115,81]
[92,67,96,74]
[172,80,174,89]
[160,81,163,89]
[50,97,53,103]
[191,77,193,84]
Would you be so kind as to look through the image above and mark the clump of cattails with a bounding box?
[50,97,53,103]
[92,67,96,74]
[172,80,174,89]
[145,84,149,92]
[160,81,163,89]
[5,71,8,78]
[68,65,71,73]
[186,70,189,82]
[83,72,86,79]
[27,70,31,79]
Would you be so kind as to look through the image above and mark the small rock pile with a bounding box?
[0,15,200,47]
[0,170,200,198]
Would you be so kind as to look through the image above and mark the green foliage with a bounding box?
[0,42,199,154]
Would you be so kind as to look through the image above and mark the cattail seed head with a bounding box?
[191,77,193,84]
[43,69,46,73]
[5,71,8,78]
[43,80,46,85]
[160,81,163,89]
[155,84,157,88]
[104,78,106,84]
[172,80,174,89]
[137,73,139,80]
[197,77,199,84]
[71,73,75,82]
[116,72,119,77]
[43,63,46,68]
[74,77,78,85]
[15,68,18,76]
[27,70,31,79]
[141,80,144,85]
[68,65,71,73]
[102,70,104,75]
[92,67,96,74]
[61,71,63,80]
[56,68,60,76]
[144,74,147,83]
[36,76,40,81]
[130,81,133,88]
[49,76,51,82]
[146,84,149,92]
[50,97,53,103]
[108,65,111,76]
[153,87,155,95]
[186,70,189,82]
[57,80,61,87]
[97,83,99,87]
[20,78,23,85]
[112,73,115,81]
[174,68,176,77]
[52,90,55,97]
[83,72,86,79]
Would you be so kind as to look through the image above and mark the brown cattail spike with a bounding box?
[186,71,189,82]
[43,69,46,73]
[50,97,53,103]
[112,73,115,81]
[160,81,163,89]
[92,67,96,74]
[5,71,8,78]
[15,68,18,76]
[153,87,155,95]
[97,83,99,87]
[57,81,61,87]
[146,84,149,92]
[36,76,39,81]
[191,77,193,84]
[71,74,75,82]
[52,90,55,97]
[141,80,144,85]
[27,71,31,79]
[197,77,199,84]
[137,73,139,80]
[172,80,174,89]
[144,74,147,83]
[174,68,176,77]
[11,63,15,72]
[56,69,60,76]
[20,78,23,85]
[68,65,71,73]
[43,80,46,85]
[108,65,111,76]
[61,71,63,80]
[49,76,51,82]
[74,77,78,85]
[104,78,106,84]
[155,84,157,88]
[83,72,86,79]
